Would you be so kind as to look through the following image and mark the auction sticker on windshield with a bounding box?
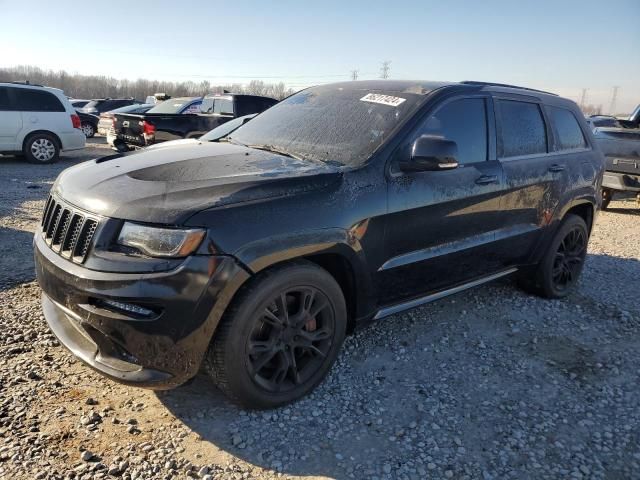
[360,93,406,107]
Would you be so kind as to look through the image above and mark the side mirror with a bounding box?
[400,135,459,172]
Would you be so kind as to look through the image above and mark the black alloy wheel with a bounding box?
[527,214,589,299]
[205,261,346,409]
[247,287,335,393]
[550,225,587,294]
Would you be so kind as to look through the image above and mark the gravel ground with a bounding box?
[1,141,639,479]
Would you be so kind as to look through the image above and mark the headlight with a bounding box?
[117,222,205,258]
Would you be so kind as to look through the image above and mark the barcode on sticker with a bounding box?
[360,93,406,107]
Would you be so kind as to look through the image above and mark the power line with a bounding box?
[350,69,359,81]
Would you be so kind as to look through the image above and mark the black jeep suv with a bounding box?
[34,80,604,408]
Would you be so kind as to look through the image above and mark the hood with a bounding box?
[53,141,341,224]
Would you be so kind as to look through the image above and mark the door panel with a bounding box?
[0,87,21,151]
[377,95,506,307]
[493,98,567,267]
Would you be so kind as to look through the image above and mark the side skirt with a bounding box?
[373,268,518,320]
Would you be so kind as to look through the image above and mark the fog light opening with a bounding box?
[94,298,157,319]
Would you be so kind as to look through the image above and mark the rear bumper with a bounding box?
[59,130,86,151]
[602,171,640,192]
[34,232,250,389]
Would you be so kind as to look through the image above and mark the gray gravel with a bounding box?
[1,141,639,479]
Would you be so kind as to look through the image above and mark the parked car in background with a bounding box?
[112,94,276,151]
[76,110,99,138]
[79,98,141,116]
[588,104,640,208]
[69,99,89,109]
[131,113,258,151]
[0,81,84,163]
[35,80,603,408]
[97,103,154,136]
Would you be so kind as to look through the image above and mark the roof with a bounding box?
[311,79,560,100]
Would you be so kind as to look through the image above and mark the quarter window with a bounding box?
[416,98,488,165]
[498,100,547,157]
[13,89,65,112]
[548,106,587,150]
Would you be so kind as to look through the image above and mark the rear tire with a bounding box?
[81,122,95,138]
[24,133,59,164]
[519,214,588,299]
[204,261,347,409]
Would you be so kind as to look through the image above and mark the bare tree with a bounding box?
[0,65,296,100]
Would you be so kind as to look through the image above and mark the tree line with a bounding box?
[0,65,297,100]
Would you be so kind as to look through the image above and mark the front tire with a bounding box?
[522,214,589,299]
[24,133,59,164]
[81,122,95,138]
[205,261,347,409]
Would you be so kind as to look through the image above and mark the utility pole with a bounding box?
[380,61,391,79]
[579,88,588,110]
[608,86,619,115]
[350,69,359,81]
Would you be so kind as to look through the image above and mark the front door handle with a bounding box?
[475,175,499,185]
[548,164,565,173]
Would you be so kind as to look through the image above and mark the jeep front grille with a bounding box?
[41,195,99,263]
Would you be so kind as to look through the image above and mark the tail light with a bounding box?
[71,114,81,129]
[142,121,156,136]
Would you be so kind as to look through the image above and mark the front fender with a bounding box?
[232,228,375,320]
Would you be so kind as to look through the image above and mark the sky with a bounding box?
[1,0,638,113]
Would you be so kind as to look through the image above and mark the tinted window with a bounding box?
[0,88,12,110]
[14,89,65,112]
[416,98,487,165]
[548,106,587,150]
[498,100,547,157]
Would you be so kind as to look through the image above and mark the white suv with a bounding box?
[0,82,85,163]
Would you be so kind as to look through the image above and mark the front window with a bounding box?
[229,84,426,166]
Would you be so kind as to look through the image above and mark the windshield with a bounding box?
[110,103,153,114]
[147,97,199,114]
[82,100,102,109]
[229,84,425,166]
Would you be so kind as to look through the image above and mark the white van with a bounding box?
[0,82,85,163]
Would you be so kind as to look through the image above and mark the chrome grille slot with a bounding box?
[40,195,99,264]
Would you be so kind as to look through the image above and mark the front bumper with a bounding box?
[34,232,250,389]
[602,171,640,192]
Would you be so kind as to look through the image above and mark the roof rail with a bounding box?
[9,80,45,87]
[461,81,557,96]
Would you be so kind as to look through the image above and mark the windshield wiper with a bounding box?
[247,144,304,161]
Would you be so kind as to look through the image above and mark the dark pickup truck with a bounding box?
[112,93,277,151]
[588,104,640,208]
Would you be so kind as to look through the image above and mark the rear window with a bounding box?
[201,96,234,115]
[148,98,198,114]
[548,106,587,151]
[14,88,65,112]
[498,100,547,158]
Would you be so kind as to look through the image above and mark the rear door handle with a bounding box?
[475,175,499,185]
[548,164,565,172]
